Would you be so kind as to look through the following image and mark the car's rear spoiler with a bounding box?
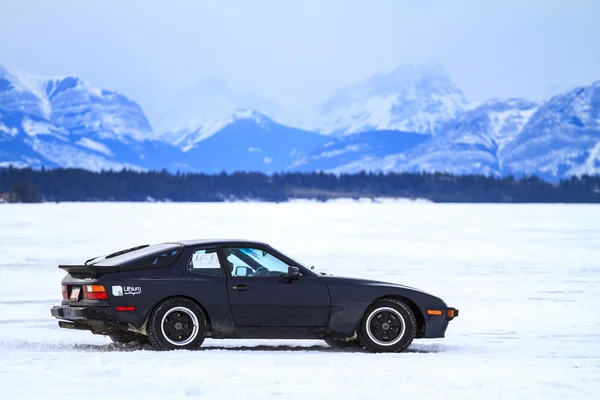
[84,244,150,265]
[58,264,157,278]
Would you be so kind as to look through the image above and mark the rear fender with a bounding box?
[140,295,227,337]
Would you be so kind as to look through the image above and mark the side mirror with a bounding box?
[287,266,300,281]
[235,266,252,277]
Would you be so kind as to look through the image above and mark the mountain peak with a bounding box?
[383,60,450,82]
[165,108,272,152]
[191,77,232,93]
[0,65,151,143]
[152,76,284,148]
[231,108,269,122]
[477,97,539,111]
[313,61,467,135]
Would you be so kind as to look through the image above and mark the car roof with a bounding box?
[167,238,270,247]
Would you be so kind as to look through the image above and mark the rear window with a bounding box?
[90,243,183,267]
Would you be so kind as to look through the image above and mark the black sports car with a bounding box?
[50,239,459,352]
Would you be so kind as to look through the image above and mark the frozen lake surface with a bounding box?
[0,201,599,399]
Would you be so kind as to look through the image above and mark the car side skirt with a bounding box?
[232,326,327,340]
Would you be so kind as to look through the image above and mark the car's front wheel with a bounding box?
[147,297,207,350]
[359,298,416,353]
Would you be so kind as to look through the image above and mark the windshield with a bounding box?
[271,246,326,275]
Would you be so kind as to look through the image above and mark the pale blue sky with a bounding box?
[1,0,599,118]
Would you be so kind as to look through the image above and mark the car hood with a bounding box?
[316,274,433,296]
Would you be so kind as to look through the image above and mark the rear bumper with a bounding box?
[51,305,131,335]
[51,305,115,322]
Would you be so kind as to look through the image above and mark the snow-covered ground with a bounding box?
[0,202,599,399]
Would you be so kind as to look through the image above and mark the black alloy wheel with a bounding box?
[359,298,416,353]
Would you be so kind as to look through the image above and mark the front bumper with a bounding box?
[446,307,459,321]
[422,306,459,338]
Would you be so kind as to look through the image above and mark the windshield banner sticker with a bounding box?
[194,252,218,265]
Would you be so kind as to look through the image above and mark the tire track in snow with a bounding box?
[0,338,449,354]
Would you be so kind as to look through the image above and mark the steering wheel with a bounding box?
[252,266,270,277]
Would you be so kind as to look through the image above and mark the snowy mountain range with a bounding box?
[1,62,599,181]
[0,65,180,171]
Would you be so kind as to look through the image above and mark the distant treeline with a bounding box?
[1,167,600,203]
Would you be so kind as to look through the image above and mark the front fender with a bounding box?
[319,276,447,338]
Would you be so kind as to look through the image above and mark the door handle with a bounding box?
[232,284,249,291]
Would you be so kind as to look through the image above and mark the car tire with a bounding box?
[359,298,416,353]
[147,297,207,351]
[323,337,363,350]
[109,332,149,345]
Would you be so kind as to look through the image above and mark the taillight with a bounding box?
[62,285,68,300]
[83,284,108,300]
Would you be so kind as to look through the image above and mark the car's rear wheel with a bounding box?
[109,332,149,345]
[359,298,416,353]
[323,337,363,350]
[147,297,207,350]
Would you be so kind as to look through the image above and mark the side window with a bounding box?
[224,247,290,277]
[188,247,223,276]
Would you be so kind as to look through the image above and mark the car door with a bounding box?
[222,245,330,327]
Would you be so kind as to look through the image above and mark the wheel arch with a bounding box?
[143,295,213,334]
[368,295,426,339]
